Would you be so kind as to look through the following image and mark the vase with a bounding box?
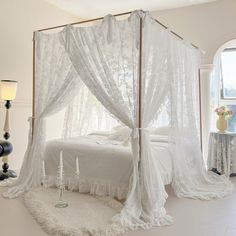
[216,115,227,133]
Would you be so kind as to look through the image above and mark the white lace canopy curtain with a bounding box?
[116,14,175,228]
[169,34,233,199]
[63,84,119,138]
[123,14,174,226]
[4,32,82,198]
[61,11,171,228]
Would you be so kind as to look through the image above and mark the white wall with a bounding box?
[152,0,236,159]
[152,0,236,64]
[0,0,78,170]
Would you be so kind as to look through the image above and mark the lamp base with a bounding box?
[0,169,17,181]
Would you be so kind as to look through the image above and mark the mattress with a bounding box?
[44,134,172,199]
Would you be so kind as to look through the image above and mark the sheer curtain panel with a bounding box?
[4,32,82,198]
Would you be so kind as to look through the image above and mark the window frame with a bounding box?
[220,47,236,101]
[219,48,236,133]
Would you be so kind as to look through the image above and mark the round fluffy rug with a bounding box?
[23,188,127,236]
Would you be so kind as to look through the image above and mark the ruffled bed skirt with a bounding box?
[44,176,128,200]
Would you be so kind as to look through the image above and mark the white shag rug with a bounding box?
[23,188,127,236]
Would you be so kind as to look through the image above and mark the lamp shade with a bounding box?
[0,80,18,101]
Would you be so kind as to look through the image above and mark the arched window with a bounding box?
[211,42,236,132]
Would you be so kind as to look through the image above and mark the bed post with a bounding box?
[32,32,36,140]
[138,16,143,167]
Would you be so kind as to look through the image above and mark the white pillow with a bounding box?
[150,126,170,135]
[88,130,112,137]
[108,126,131,142]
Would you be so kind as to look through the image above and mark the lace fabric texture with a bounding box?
[4,10,233,230]
[62,84,119,138]
[167,33,233,200]
[208,133,236,177]
[44,175,128,200]
[4,32,82,197]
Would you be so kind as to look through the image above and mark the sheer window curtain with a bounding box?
[4,32,83,198]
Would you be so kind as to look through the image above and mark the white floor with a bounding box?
[1,180,236,236]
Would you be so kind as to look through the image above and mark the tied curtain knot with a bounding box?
[131,127,149,139]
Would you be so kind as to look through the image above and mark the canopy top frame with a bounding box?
[34,10,199,50]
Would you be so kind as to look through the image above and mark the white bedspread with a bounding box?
[44,134,172,199]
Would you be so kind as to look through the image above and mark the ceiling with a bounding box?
[45,0,217,19]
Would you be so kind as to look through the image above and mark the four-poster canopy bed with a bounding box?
[31,10,201,144]
[4,9,233,233]
[32,9,198,201]
[31,10,204,154]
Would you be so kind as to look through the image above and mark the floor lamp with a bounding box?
[0,80,18,180]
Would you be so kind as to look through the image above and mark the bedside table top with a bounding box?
[210,131,236,137]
